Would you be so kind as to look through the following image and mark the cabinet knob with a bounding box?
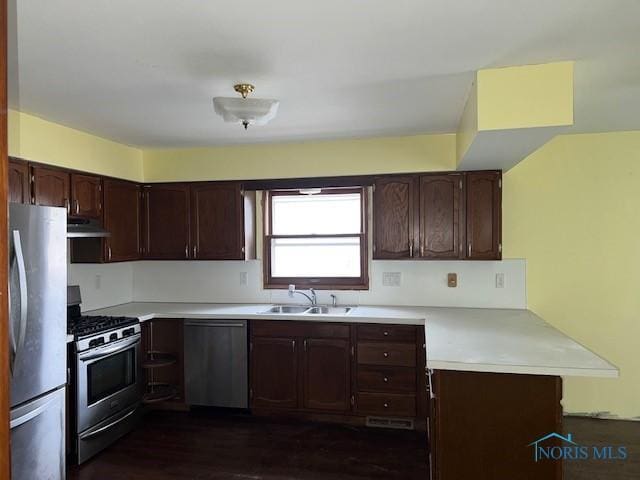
[383,331,389,336]
[383,352,389,358]
[383,403,389,408]
[383,377,389,383]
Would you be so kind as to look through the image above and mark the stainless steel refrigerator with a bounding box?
[9,203,67,480]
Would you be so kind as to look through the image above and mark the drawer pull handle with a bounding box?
[383,377,389,383]
[383,403,389,408]
[383,352,389,358]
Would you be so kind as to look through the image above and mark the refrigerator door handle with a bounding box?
[13,230,29,357]
[9,396,56,430]
[8,237,17,370]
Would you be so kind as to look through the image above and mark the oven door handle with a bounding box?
[79,408,137,440]
[78,334,140,361]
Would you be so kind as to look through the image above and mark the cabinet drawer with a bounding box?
[357,324,416,343]
[357,342,416,367]
[356,392,416,417]
[357,366,416,393]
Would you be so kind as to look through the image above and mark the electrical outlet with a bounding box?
[447,273,457,288]
[240,271,249,286]
[495,273,505,289]
[95,274,101,290]
[382,272,401,287]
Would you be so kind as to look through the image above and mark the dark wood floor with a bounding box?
[67,411,639,480]
[564,417,640,480]
[67,409,429,479]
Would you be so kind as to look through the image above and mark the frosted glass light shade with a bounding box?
[213,97,279,126]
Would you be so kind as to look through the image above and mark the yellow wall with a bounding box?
[477,61,574,131]
[503,131,640,419]
[142,134,456,182]
[8,110,143,181]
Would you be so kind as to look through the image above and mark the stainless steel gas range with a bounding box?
[67,286,144,464]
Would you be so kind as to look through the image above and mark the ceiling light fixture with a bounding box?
[213,84,279,130]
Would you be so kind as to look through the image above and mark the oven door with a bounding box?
[76,334,143,433]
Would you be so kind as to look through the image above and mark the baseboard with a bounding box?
[564,412,640,422]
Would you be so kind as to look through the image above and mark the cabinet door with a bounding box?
[142,184,191,260]
[8,159,30,204]
[373,176,417,259]
[250,337,298,409]
[71,174,102,219]
[103,179,141,262]
[419,174,464,259]
[431,371,562,480]
[32,166,70,211]
[191,182,244,260]
[466,172,501,260]
[303,338,351,412]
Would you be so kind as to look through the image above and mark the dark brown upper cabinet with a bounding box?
[142,184,191,260]
[70,173,102,219]
[373,171,501,261]
[418,174,464,259]
[103,179,142,262]
[32,165,70,212]
[191,182,253,260]
[8,158,30,204]
[373,176,417,259]
[466,171,502,260]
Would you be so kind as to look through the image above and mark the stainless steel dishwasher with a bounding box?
[183,320,248,408]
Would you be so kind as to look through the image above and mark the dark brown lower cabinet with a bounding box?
[250,336,299,409]
[303,338,351,411]
[250,321,427,426]
[429,370,563,480]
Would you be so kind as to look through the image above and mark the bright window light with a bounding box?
[266,189,367,288]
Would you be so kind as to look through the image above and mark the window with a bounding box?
[264,187,368,289]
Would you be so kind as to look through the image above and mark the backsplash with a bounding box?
[68,262,135,311]
[70,258,526,311]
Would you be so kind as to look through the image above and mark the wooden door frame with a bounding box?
[1,0,10,476]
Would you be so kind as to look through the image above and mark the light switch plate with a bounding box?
[495,273,505,288]
[447,273,457,288]
[240,271,249,286]
[382,272,401,287]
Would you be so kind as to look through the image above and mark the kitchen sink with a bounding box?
[262,305,310,314]
[306,306,353,315]
[261,305,354,315]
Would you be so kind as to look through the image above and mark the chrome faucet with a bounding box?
[330,294,337,307]
[288,285,317,306]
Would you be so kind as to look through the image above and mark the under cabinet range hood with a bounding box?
[67,218,110,238]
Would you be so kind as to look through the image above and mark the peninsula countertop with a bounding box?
[86,302,618,379]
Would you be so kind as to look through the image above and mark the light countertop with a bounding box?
[86,302,618,379]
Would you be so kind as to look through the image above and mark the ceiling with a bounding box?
[9,0,640,148]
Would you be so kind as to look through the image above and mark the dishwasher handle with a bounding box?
[184,320,246,328]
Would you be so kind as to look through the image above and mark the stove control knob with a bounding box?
[122,328,134,337]
[110,333,118,341]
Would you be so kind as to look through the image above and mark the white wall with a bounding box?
[130,259,527,309]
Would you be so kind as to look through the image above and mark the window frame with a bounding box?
[263,187,369,290]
